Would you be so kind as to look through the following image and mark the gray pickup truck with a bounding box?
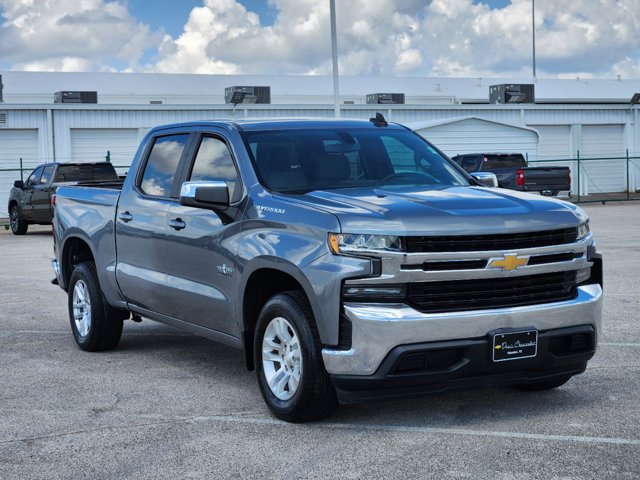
[8,162,119,234]
[52,118,603,422]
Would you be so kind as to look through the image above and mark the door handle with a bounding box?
[118,211,133,222]
[169,218,186,231]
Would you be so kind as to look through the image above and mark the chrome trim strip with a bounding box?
[347,258,590,284]
[322,283,602,376]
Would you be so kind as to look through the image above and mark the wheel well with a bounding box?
[242,268,306,371]
[8,200,17,211]
[61,237,95,290]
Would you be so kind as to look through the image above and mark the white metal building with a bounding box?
[406,117,540,161]
[1,71,640,217]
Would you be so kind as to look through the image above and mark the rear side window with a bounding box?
[482,154,526,170]
[189,136,240,201]
[140,134,189,197]
[40,165,55,184]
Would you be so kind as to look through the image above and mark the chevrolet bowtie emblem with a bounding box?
[488,254,529,271]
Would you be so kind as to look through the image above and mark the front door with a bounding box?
[163,133,243,335]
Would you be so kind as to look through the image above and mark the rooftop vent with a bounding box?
[366,93,405,104]
[54,91,98,104]
[489,84,534,104]
[225,86,271,105]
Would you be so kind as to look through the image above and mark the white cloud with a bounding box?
[424,0,640,77]
[0,0,161,71]
[2,0,640,79]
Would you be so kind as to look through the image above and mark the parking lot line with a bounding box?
[3,414,639,447]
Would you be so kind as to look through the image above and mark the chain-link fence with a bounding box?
[2,153,640,227]
[530,152,640,203]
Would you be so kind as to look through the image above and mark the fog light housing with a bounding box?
[342,285,405,301]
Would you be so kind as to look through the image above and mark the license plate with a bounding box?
[492,329,538,362]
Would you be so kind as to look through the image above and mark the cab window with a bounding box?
[25,167,43,187]
[189,136,241,202]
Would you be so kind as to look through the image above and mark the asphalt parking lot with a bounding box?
[1,202,639,479]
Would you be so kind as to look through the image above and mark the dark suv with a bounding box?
[8,162,119,235]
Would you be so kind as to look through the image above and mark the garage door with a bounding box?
[0,129,39,218]
[416,118,539,161]
[530,125,571,160]
[0,129,39,168]
[581,125,625,193]
[70,129,139,167]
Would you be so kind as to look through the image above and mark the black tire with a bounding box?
[512,375,572,391]
[254,291,338,422]
[10,205,28,235]
[68,262,127,352]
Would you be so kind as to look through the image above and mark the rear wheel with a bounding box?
[68,262,127,351]
[10,205,28,235]
[254,291,337,422]
[512,375,572,391]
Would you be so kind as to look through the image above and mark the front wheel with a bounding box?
[10,205,28,235]
[68,262,127,351]
[254,291,337,422]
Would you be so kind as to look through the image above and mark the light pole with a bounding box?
[532,0,537,79]
[330,0,340,117]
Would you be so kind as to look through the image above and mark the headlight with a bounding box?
[577,222,590,240]
[328,233,402,255]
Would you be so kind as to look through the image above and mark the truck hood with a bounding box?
[279,186,586,236]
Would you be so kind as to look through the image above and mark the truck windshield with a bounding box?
[243,128,470,192]
[54,164,117,182]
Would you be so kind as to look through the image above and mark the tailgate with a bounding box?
[522,167,571,189]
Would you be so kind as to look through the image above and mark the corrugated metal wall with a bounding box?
[1,104,638,194]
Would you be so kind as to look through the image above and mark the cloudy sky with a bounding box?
[1,0,639,79]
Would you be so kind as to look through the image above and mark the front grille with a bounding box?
[406,271,577,313]
[405,228,578,253]
[528,252,581,266]
[402,259,488,271]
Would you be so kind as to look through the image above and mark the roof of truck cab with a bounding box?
[150,118,408,132]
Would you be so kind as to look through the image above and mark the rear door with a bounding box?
[164,131,244,335]
[30,164,55,222]
[115,131,194,315]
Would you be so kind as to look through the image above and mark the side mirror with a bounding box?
[179,181,230,209]
[14,180,24,189]
[470,172,498,188]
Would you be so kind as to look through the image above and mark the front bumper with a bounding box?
[331,324,596,404]
[322,283,602,376]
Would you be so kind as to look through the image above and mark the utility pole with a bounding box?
[330,0,340,117]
